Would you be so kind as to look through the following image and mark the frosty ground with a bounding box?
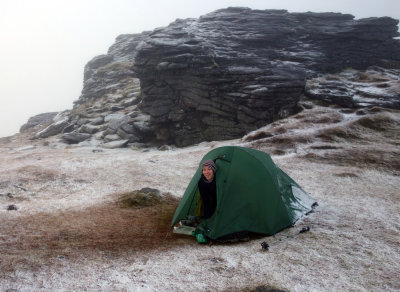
[0,105,399,291]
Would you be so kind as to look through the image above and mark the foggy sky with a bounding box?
[1,0,399,138]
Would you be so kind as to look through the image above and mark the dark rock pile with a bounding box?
[20,112,58,133]
[305,66,400,109]
[26,7,400,147]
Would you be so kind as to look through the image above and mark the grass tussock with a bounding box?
[245,107,344,144]
[243,131,273,142]
[333,172,359,178]
[356,72,391,83]
[249,134,312,153]
[310,145,341,150]
[16,165,59,182]
[247,106,400,168]
[70,103,90,118]
[118,188,167,208]
[352,112,399,132]
[316,109,399,143]
[243,126,286,142]
[226,285,288,292]
[298,111,343,125]
[316,126,362,142]
[0,195,187,273]
[303,148,400,174]
[268,135,311,147]
[293,108,343,124]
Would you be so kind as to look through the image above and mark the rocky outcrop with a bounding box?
[28,7,400,147]
[33,111,73,139]
[57,33,154,147]
[134,8,400,146]
[20,112,58,132]
[305,66,400,109]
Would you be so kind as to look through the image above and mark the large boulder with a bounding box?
[20,112,58,132]
[34,112,71,139]
[62,131,91,144]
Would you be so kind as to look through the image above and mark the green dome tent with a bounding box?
[171,146,316,240]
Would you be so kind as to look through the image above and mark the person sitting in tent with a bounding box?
[198,159,217,219]
[171,146,317,243]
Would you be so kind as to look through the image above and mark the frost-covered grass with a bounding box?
[0,105,399,291]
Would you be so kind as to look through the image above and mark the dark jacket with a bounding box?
[198,175,217,219]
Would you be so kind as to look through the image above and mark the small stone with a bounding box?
[102,140,129,149]
[7,204,18,211]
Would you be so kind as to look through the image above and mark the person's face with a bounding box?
[202,166,214,182]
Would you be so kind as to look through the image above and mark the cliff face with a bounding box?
[134,8,400,146]
[26,8,400,147]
